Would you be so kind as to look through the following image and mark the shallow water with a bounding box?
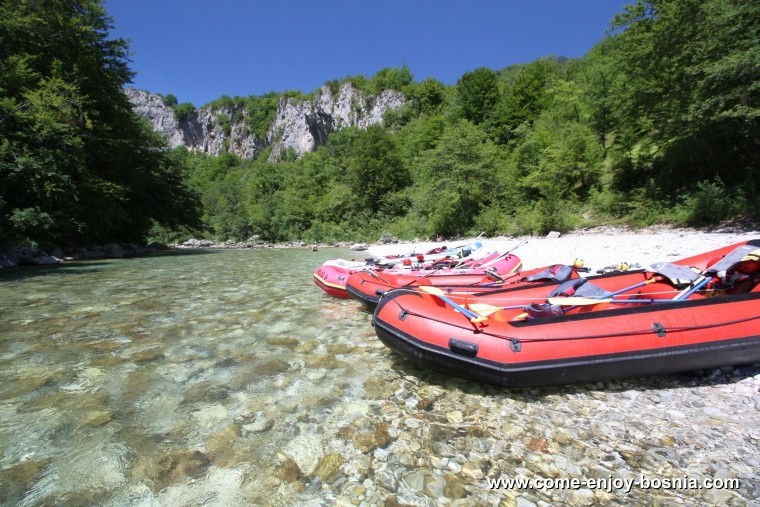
[1,248,758,506]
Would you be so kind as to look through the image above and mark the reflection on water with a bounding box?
[1,248,758,505]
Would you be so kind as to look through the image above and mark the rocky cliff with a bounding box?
[127,83,405,160]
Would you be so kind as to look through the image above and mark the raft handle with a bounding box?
[449,338,478,358]
[509,338,522,353]
[652,322,667,337]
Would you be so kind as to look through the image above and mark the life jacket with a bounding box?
[525,278,608,319]
[548,278,608,299]
[523,264,575,284]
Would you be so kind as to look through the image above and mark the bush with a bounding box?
[675,179,745,226]
[473,203,512,237]
[172,102,195,121]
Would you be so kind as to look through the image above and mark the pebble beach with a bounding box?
[355,225,760,506]
[366,225,760,273]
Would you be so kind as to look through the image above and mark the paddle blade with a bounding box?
[468,303,504,316]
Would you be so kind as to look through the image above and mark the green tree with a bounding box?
[456,67,500,125]
[406,78,447,116]
[0,0,201,246]
[414,121,500,236]
[610,0,760,191]
[488,60,550,144]
[369,65,414,94]
[345,125,410,216]
[579,40,625,151]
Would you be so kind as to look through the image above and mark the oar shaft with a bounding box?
[607,278,655,297]
[437,293,479,320]
[419,286,486,323]
[673,276,709,300]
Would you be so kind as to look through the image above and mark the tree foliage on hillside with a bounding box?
[611,0,759,189]
[3,0,757,247]
[0,0,201,247]
[180,0,757,243]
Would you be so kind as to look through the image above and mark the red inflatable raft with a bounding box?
[372,240,760,386]
[316,248,522,299]
[346,262,582,311]
[313,259,367,298]
[350,240,746,311]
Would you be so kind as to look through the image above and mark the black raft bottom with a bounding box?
[372,317,760,388]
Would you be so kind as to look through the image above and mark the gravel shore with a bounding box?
[366,225,760,273]
[354,225,760,505]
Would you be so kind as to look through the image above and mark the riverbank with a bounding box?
[0,246,758,504]
[0,243,173,269]
[4,222,758,272]
[362,225,760,273]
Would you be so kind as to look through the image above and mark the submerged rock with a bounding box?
[312,453,344,484]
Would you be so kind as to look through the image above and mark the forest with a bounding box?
[1,0,758,248]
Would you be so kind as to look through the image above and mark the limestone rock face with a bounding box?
[268,84,405,160]
[127,83,405,160]
[127,88,185,148]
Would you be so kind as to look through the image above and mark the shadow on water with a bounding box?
[0,248,219,282]
[385,353,760,399]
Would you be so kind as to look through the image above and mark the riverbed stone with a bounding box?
[460,462,485,480]
[206,423,241,464]
[375,469,398,492]
[282,435,323,476]
[312,453,344,484]
[0,458,52,500]
[241,412,274,434]
[145,450,212,492]
[275,458,302,483]
[353,421,392,453]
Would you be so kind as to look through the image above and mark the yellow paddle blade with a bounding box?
[468,303,504,316]
[418,285,444,295]
[742,249,760,262]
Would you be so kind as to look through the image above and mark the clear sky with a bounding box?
[104,0,632,107]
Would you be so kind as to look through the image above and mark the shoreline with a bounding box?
[3,223,758,271]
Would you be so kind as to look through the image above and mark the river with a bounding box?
[1,248,758,505]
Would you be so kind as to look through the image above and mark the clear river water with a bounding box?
[1,248,758,506]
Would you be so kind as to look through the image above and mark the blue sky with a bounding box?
[105,1,632,107]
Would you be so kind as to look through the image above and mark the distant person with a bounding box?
[311,242,318,252]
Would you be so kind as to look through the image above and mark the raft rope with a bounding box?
[505,313,760,344]
[409,288,686,304]
[385,297,760,344]
[366,269,394,286]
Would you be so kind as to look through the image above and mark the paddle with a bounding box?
[550,278,658,308]
[673,244,760,300]
[418,286,488,323]
[468,303,527,316]
[402,266,446,287]
[469,278,659,316]
[547,296,682,306]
